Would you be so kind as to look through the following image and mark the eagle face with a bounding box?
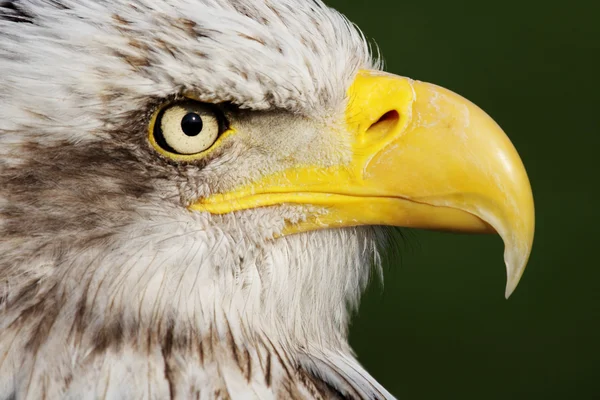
[0,0,534,398]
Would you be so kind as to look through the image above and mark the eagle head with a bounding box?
[0,0,534,398]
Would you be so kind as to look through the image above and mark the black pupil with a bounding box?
[181,113,203,137]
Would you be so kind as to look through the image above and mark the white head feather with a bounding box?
[0,0,394,398]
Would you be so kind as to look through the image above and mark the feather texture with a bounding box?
[0,0,393,398]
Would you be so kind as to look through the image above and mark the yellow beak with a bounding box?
[191,70,535,298]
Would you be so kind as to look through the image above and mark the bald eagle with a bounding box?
[0,0,534,398]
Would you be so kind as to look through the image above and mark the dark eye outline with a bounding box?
[149,100,231,160]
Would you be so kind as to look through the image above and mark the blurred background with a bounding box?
[325,0,600,399]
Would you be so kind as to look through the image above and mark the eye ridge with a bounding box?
[181,112,203,137]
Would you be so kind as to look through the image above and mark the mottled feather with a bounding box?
[0,0,393,398]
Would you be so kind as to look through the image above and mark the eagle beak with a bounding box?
[191,70,535,298]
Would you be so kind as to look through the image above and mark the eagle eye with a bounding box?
[150,101,227,157]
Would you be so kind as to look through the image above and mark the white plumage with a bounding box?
[0,0,395,398]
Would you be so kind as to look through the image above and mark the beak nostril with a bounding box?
[377,110,400,124]
[367,110,400,134]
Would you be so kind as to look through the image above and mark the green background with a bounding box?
[325,0,600,399]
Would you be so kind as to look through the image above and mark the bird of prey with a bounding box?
[0,0,534,398]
